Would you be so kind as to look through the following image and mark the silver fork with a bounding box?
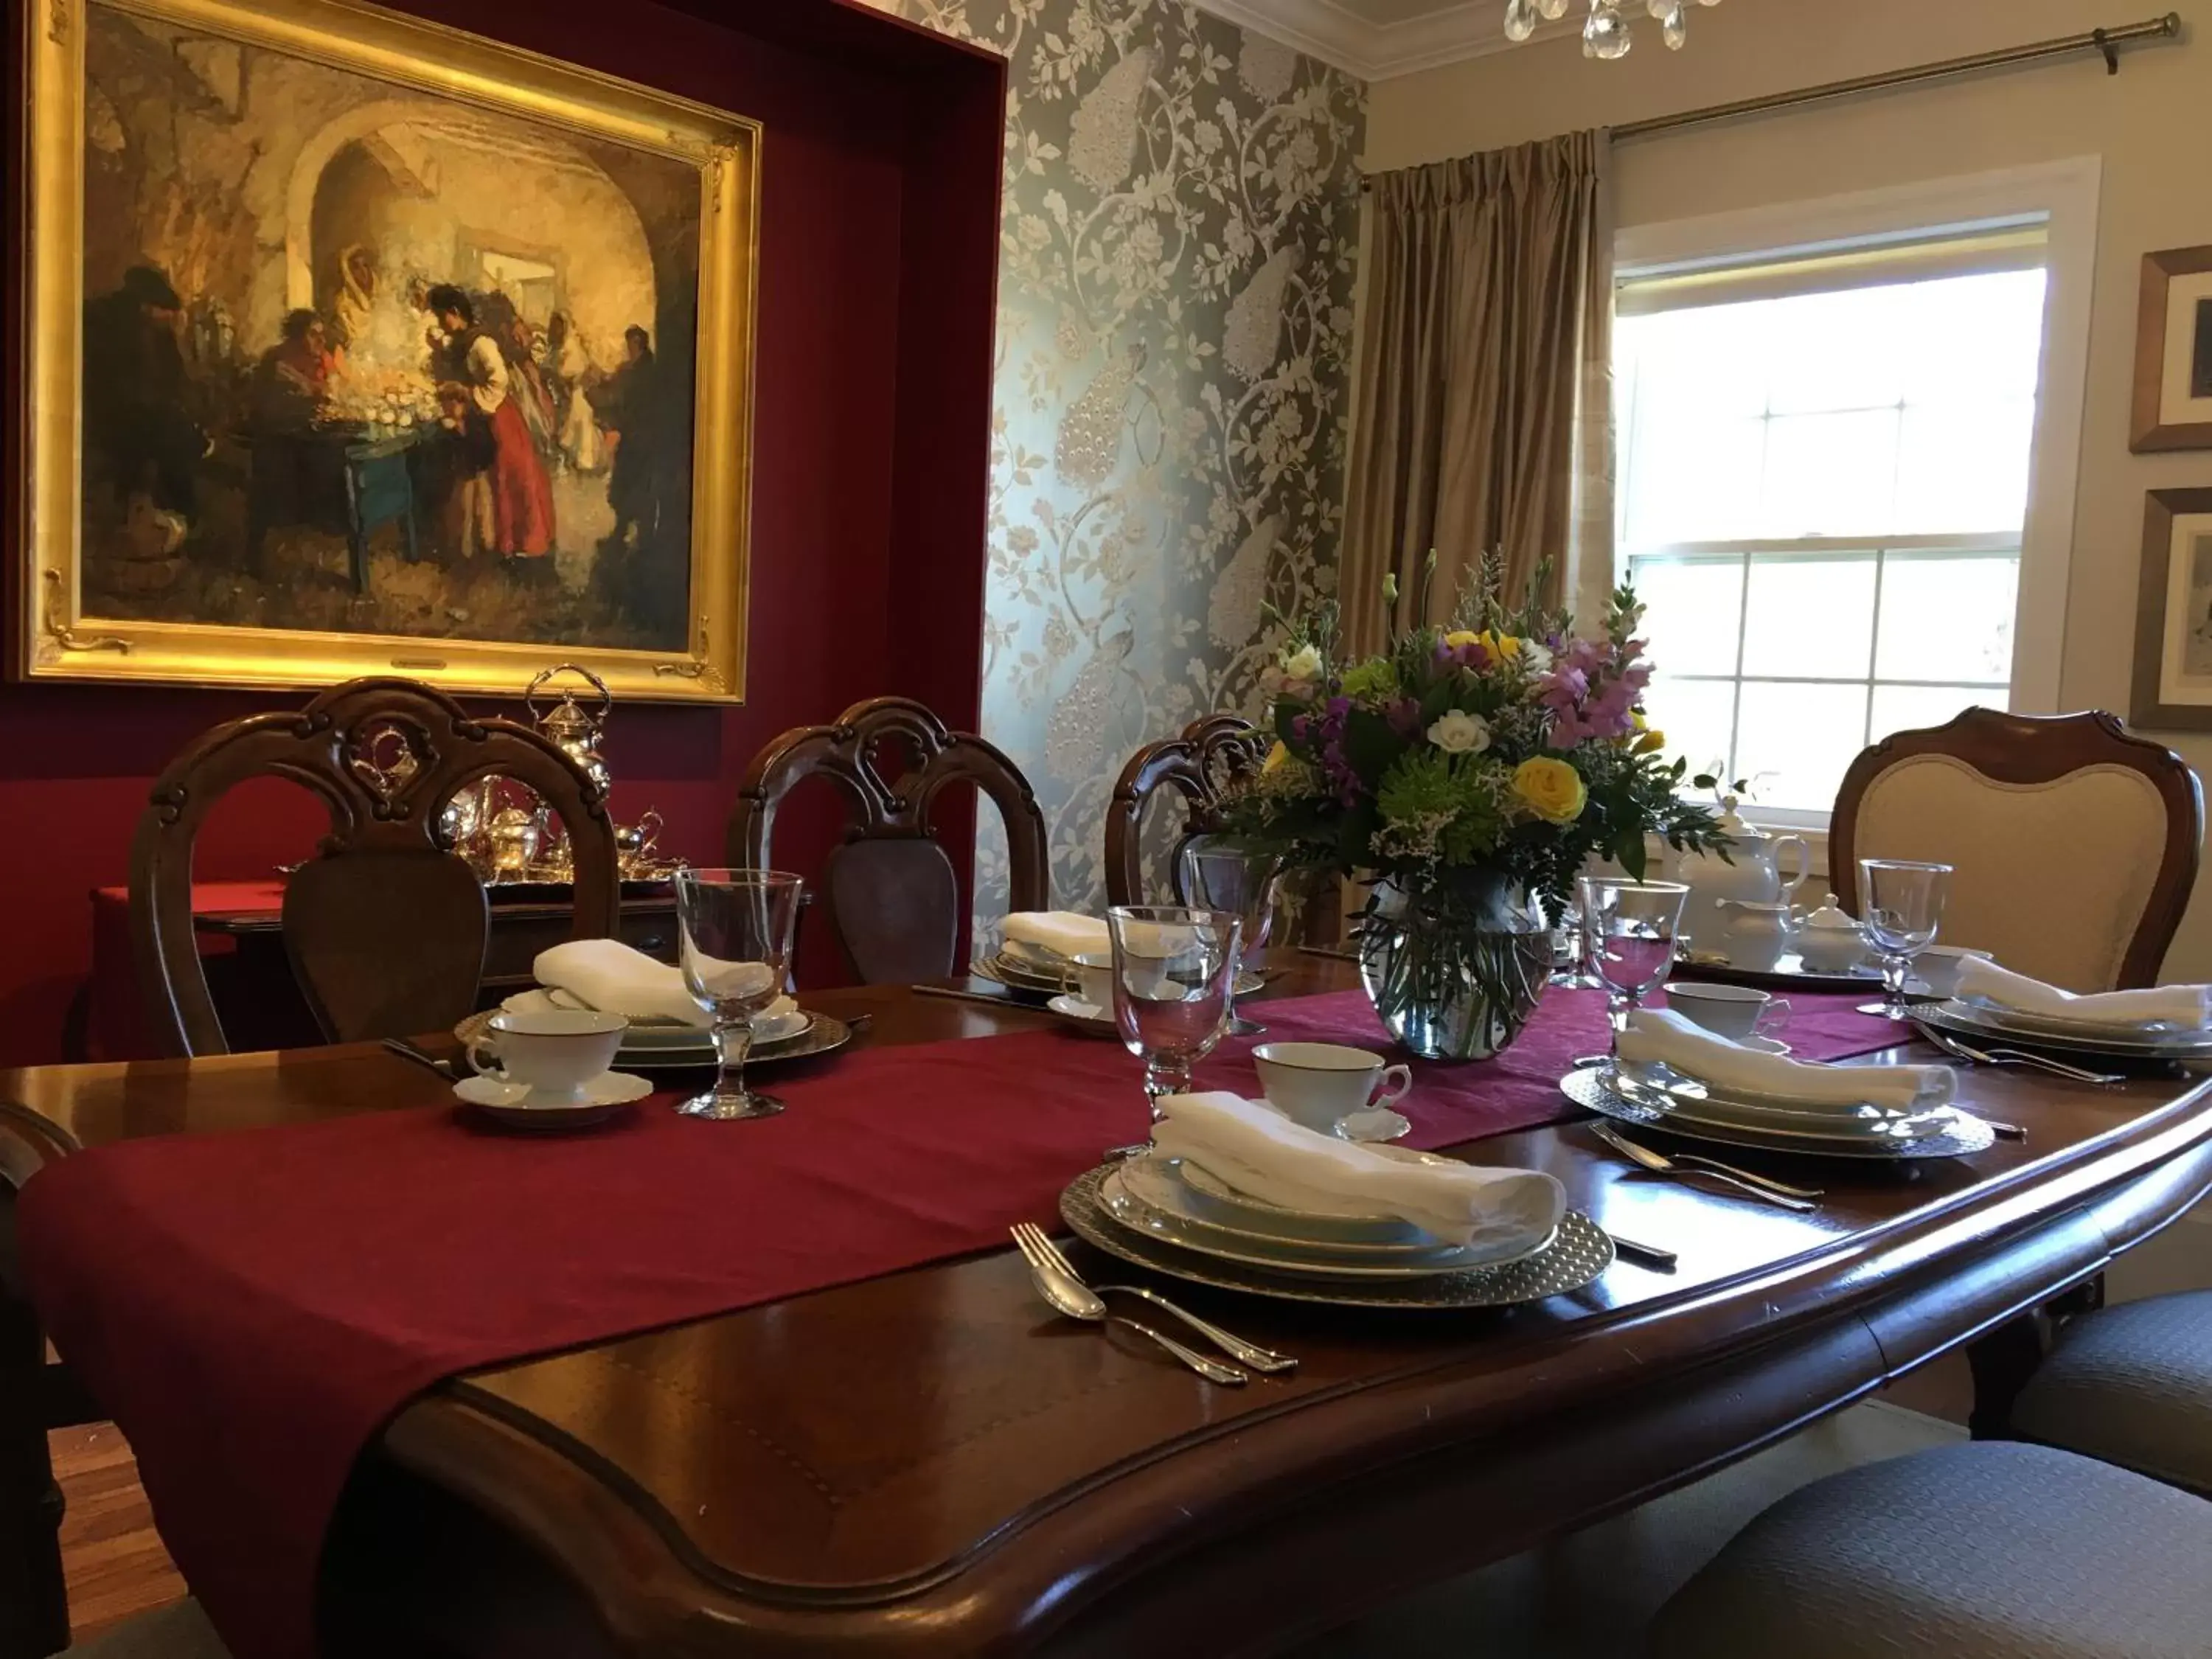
[1016,1222,1296,1374]
[1590,1122,1820,1211]
[1008,1226,1247,1385]
[1917,1025,2124,1087]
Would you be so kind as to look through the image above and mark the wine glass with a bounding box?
[1579,877,1690,1049]
[1107,905,1242,1123]
[673,868,804,1120]
[1176,839,1281,1036]
[1859,859,1952,1020]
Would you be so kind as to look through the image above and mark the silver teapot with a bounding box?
[526,664,613,794]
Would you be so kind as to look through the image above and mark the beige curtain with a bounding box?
[1342,131,1613,655]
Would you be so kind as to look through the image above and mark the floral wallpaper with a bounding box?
[864,0,1366,921]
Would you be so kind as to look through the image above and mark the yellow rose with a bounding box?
[1634,728,1666,754]
[1262,740,1290,774]
[1442,629,1481,649]
[1478,630,1524,661]
[1512,757,1588,824]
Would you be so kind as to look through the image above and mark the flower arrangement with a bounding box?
[1221,554,1728,1058]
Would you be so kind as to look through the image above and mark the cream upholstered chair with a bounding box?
[1830,708,2202,991]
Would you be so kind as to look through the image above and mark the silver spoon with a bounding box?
[1008,1227,1247,1385]
[1916,1024,2124,1087]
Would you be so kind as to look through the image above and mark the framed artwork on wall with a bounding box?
[2131,487,2212,731]
[17,0,759,700]
[2132,246,2212,453]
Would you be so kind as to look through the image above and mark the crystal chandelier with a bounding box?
[1502,0,1721,59]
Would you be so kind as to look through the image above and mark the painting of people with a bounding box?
[44,0,756,687]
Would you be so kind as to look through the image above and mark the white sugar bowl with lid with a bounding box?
[1796,892,1868,973]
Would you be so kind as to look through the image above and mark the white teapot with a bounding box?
[1672,797,1812,950]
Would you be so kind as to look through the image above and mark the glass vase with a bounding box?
[1355,873,1552,1061]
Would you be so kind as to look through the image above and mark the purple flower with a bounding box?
[1385,697,1423,737]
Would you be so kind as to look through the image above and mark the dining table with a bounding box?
[4,951,2212,1659]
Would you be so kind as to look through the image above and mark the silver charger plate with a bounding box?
[978,951,1266,998]
[1919,998,2212,1061]
[452,1009,854,1072]
[1061,1166,1613,1310]
[1562,1065,1994,1161]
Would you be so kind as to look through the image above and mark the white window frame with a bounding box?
[1614,159,2101,849]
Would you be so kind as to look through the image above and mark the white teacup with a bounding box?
[1913,945,1994,997]
[466,1008,628,1100]
[1253,1042,1411,1135]
[1067,951,1116,1012]
[1666,982,1789,1044]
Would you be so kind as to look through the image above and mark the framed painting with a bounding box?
[2131,246,2212,453]
[2131,488,2212,731]
[18,0,758,700]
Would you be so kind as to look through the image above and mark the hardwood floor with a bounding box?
[51,1424,186,1641]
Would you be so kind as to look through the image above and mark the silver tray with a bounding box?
[1060,1166,1612,1310]
[453,1009,854,1072]
[1562,1064,1994,1161]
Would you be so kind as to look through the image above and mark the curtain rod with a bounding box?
[1359,12,2183,188]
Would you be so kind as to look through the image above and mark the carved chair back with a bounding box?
[1104,714,1271,907]
[131,678,621,1056]
[727,698,1048,984]
[1831,707,2202,991]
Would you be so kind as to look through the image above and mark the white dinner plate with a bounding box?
[1925,998,2212,1059]
[1099,1166,1557,1279]
[1613,1062,1950,1144]
[1119,1155,1447,1257]
[1564,1065,1995,1161]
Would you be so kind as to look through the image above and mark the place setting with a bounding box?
[1562,871,2011,1206]
[448,867,855,1129]
[1000,898,1621,1361]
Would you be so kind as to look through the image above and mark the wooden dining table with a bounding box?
[4,953,2212,1659]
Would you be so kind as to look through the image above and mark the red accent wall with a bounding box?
[0,0,1004,1063]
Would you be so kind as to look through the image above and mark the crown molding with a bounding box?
[1188,0,1581,83]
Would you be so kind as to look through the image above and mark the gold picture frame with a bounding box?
[2131,246,2212,453]
[18,0,759,700]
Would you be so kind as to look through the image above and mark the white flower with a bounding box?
[1427,710,1492,754]
[1519,639,1554,674]
[1282,643,1323,681]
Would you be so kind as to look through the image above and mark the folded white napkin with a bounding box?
[1001,911,1110,963]
[532,939,776,1029]
[1953,957,2212,1030]
[1617,1008,1955,1113]
[1152,1091,1565,1253]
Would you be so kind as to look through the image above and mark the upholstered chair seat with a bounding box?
[1647,1441,2212,1659]
[2011,1290,2212,1496]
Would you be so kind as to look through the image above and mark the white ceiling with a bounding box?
[1189,0,1576,81]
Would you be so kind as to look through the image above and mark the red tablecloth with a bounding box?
[86,881,291,1061]
[18,987,1900,1659]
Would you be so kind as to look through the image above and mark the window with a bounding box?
[1615,220,2062,819]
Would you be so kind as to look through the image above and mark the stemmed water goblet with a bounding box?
[1176,838,1282,1036]
[1858,859,1952,1020]
[1578,877,1690,1051]
[673,867,804,1120]
[1107,905,1242,1125]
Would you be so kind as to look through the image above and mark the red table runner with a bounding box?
[17,987,1900,1659]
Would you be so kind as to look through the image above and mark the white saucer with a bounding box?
[1335,1106,1413,1143]
[1048,993,1109,1020]
[454,1071,653,1130]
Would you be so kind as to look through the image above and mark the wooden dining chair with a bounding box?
[1830,708,2203,991]
[1103,714,1271,907]
[131,677,622,1057]
[726,696,1048,983]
